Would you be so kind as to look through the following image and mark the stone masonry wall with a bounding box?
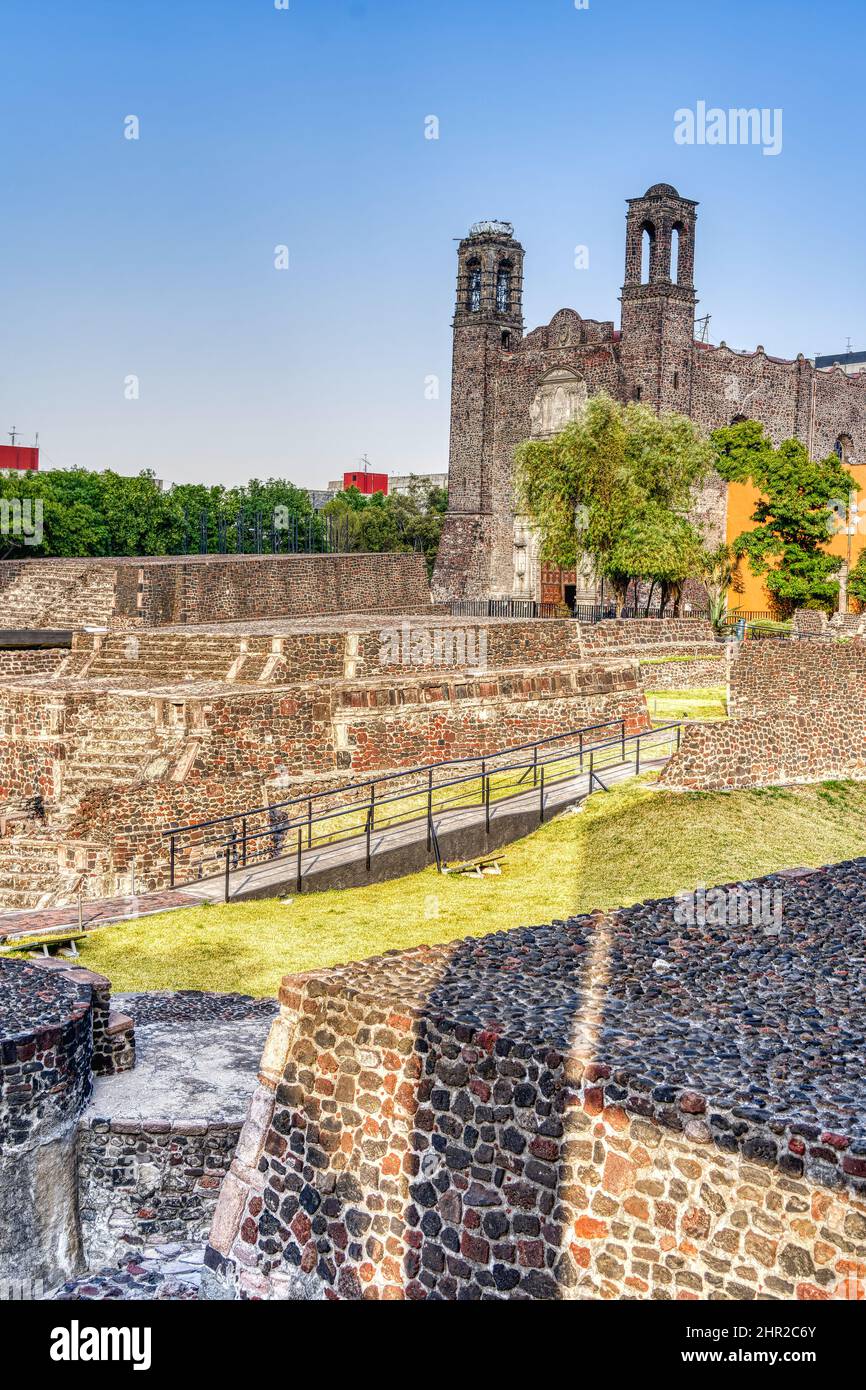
[660,712,866,791]
[331,664,648,774]
[729,640,866,720]
[0,649,68,678]
[77,1117,242,1271]
[638,656,727,691]
[203,859,866,1301]
[0,552,432,631]
[662,642,866,790]
[581,618,716,653]
[0,967,91,1286]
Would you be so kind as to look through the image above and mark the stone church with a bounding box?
[431,183,866,607]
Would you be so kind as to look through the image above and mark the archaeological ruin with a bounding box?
[203,858,866,1302]
[0,554,721,911]
[2,550,866,1306]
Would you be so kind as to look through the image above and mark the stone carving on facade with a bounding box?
[530,369,588,440]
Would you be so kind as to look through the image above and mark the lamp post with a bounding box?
[842,495,860,614]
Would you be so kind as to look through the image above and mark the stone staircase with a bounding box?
[0,561,118,630]
[82,632,278,684]
[0,836,83,909]
[828,612,866,637]
[58,698,189,804]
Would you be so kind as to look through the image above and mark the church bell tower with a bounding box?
[619,184,698,415]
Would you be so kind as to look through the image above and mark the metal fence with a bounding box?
[165,717,683,901]
[449,598,712,623]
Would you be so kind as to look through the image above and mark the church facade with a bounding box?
[431,183,866,607]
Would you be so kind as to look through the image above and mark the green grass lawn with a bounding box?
[647,685,728,722]
[71,775,866,997]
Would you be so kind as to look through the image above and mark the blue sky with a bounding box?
[1,0,862,486]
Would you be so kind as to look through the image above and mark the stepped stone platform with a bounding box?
[0,610,692,911]
[0,552,433,632]
[204,858,866,1301]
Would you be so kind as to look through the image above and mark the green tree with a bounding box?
[515,393,713,614]
[712,421,854,615]
[844,547,866,609]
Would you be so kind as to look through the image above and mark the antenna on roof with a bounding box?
[695,314,711,345]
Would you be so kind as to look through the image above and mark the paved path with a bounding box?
[192,747,672,903]
[0,888,210,939]
[0,744,674,934]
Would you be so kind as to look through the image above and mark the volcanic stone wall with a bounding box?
[661,712,866,791]
[728,639,866,719]
[637,656,726,691]
[662,641,866,790]
[0,649,67,678]
[203,860,866,1302]
[0,552,432,631]
[0,958,133,1289]
[77,1116,242,1270]
[581,618,716,653]
[331,663,647,773]
[582,619,726,691]
[132,553,432,627]
[791,608,828,639]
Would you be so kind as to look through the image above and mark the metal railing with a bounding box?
[449,598,561,619]
[449,599,712,623]
[723,610,775,622]
[165,718,683,901]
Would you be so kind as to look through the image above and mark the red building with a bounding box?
[0,445,39,471]
[344,469,388,496]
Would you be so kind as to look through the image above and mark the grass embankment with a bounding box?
[75,777,866,997]
[647,685,727,722]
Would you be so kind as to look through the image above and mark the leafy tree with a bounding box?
[846,548,866,609]
[713,421,854,615]
[515,393,713,614]
[0,464,446,568]
[322,480,446,574]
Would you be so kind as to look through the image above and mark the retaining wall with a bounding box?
[0,553,432,631]
[77,1117,242,1271]
[203,861,866,1301]
[662,642,866,790]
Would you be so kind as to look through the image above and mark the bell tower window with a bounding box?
[640,224,655,284]
[496,262,512,314]
[467,261,482,313]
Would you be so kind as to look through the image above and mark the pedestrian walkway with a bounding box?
[193,744,672,904]
[0,740,674,935]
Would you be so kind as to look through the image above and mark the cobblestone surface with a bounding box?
[0,956,86,1035]
[115,991,279,1027]
[273,860,866,1139]
[206,856,866,1300]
